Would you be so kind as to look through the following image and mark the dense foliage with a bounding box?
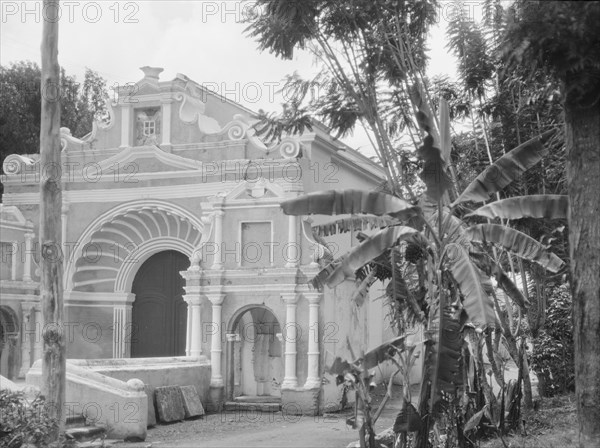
[531,284,575,397]
[0,62,108,197]
[248,1,589,447]
[0,389,73,448]
[0,62,108,157]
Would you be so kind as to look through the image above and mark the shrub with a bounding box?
[0,389,73,448]
[530,284,575,397]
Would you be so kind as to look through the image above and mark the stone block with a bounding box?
[179,385,205,418]
[155,386,185,423]
[281,388,321,416]
[144,385,156,427]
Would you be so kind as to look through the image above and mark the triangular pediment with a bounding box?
[0,205,28,225]
[135,81,162,96]
[97,146,202,174]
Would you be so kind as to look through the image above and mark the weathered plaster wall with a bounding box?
[66,304,114,359]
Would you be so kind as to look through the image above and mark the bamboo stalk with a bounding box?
[40,0,65,440]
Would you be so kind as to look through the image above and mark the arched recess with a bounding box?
[66,200,205,293]
[226,305,283,400]
[0,306,20,380]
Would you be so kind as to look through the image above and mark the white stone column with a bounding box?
[61,202,69,271]
[120,105,131,148]
[186,297,202,358]
[32,305,43,363]
[285,215,298,268]
[11,241,18,281]
[208,293,225,387]
[23,232,34,282]
[304,292,322,389]
[281,293,299,389]
[181,269,203,358]
[161,99,172,149]
[185,303,193,356]
[211,210,225,270]
[19,303,35,377]
[112,294,134,358]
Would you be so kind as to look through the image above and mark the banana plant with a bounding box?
[280,87,567,446]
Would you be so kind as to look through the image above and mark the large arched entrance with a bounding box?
[131,250,189,358]
[0,306,19,380]
[227,306,283,400]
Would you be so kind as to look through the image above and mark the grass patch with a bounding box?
[482,394,577,448]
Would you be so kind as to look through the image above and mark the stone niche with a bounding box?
[134,107,161,146]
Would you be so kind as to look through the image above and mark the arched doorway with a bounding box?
[227,306,283,399]
[131,250,189,358]
[0,306,19,380]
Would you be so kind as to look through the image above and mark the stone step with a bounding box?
[233,395,281,404]
[224,401,281,412]
[65,415,87,428]
[64,426,106,442]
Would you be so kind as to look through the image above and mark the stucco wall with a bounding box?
[66,304,114,359]
[68,356,212,407]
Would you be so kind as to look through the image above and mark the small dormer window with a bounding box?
[135,107,161,146]
[143,120,156,137]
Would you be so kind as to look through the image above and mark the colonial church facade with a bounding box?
[0,67,394,415]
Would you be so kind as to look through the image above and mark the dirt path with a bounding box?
[129,405,397,448]
[125,385,406,448]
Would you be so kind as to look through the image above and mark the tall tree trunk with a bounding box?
[40,0,65,441]
[565,98,600,448]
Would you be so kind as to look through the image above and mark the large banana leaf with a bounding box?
[465,224,565,273]
[280,189,418,220]
[351,269,376,307]
[470,251,530,309]
[494,266,531,309]
[325,226,421,287]
[410,83,452,201]
[453,129,556,205]
[425,304,464,416]
[313,214,398,237]
[439,97,452,164]
[416,289,464,445]
[466,195,568,220]
[309,256,343,290]
[387,249,426,326]
[325,335,407,375]
[361,335,406,370]
[448,246,497,328]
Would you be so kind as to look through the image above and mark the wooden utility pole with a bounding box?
[40,0,65,440]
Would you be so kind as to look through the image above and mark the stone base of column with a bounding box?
[280,378,299,389]
[281,388,321,416]
[18,365,30,379]
[303,377,321,389]
[206,385,225,412]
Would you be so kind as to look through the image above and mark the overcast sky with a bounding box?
[1,0,462,153]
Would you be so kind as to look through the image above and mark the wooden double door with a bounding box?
[131,251,189,358]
